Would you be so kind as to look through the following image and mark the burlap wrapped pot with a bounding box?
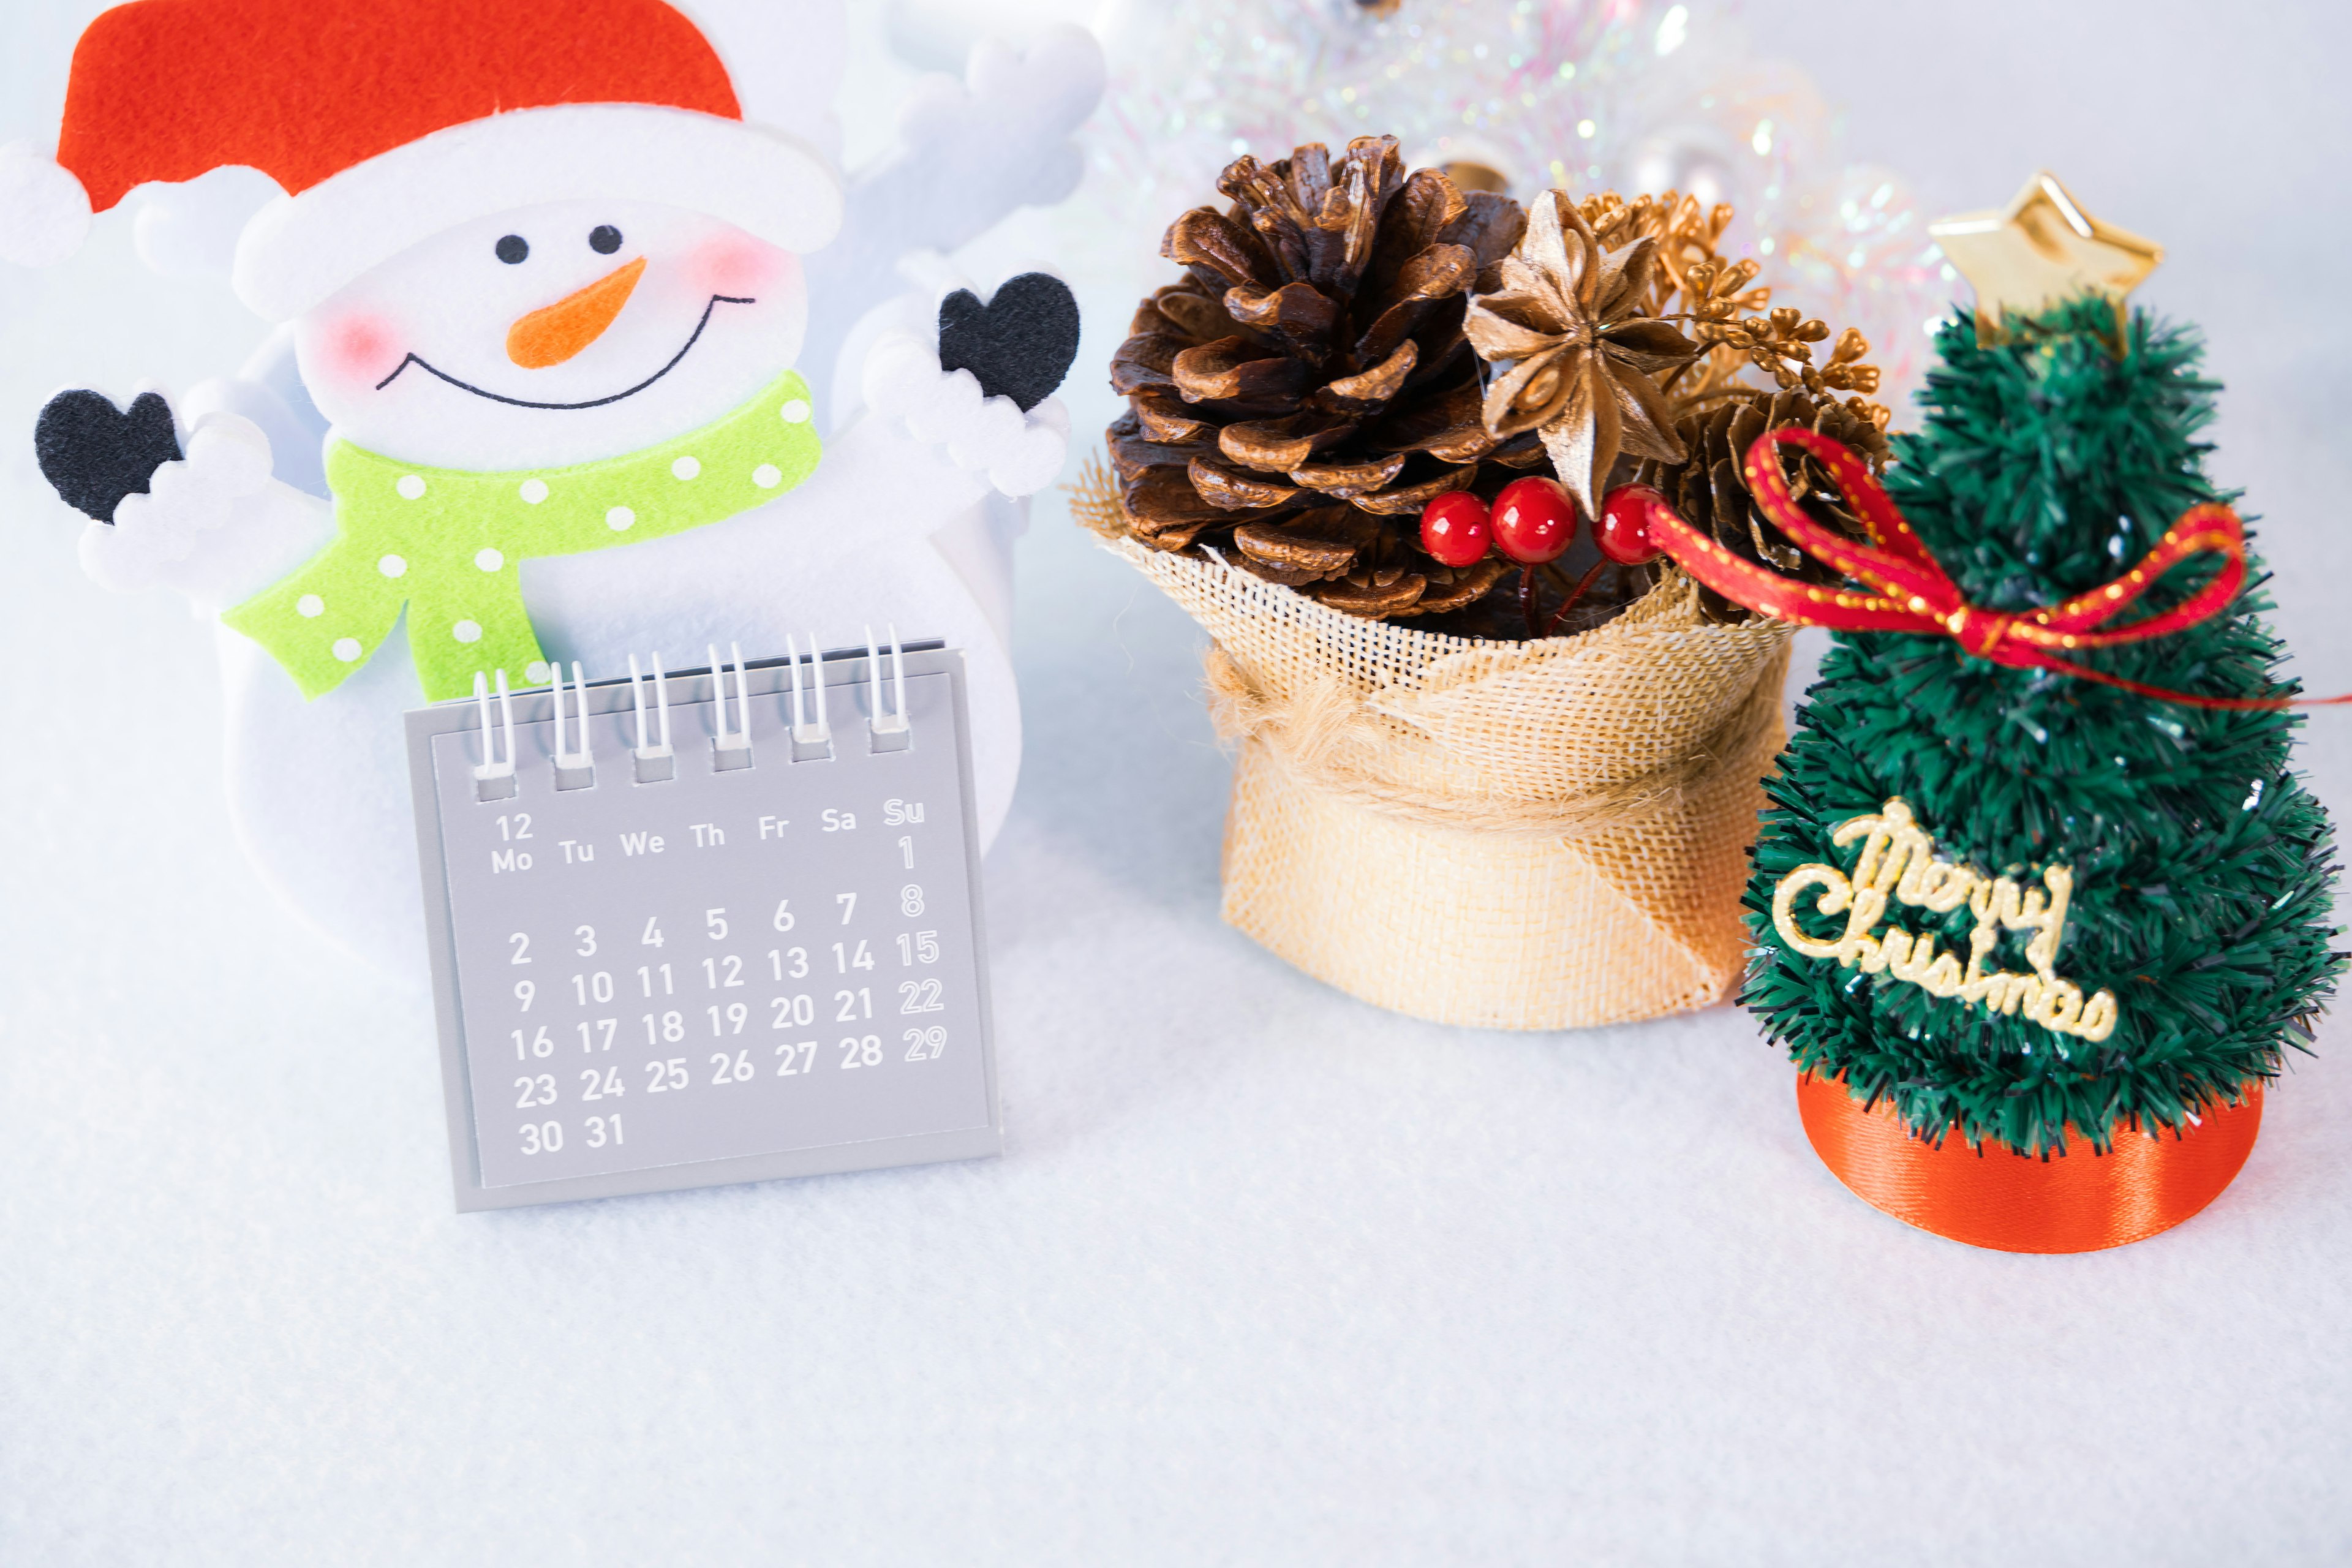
[1109,535,1795,1030]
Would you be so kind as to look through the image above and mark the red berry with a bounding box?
[1419,489,1491,567]
[1491,477,1577,564]
[1597,485,1665,566]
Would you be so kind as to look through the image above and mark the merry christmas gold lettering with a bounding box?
[1770,797,2119,1044]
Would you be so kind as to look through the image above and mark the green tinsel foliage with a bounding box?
[1743,296,2342,1155]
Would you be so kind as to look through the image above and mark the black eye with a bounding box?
[589,225,622,255]
[496,234,529,265]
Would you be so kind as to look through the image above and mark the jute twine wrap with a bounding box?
[1100,524,1793,1029]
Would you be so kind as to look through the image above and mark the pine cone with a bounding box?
[1106,136,1529,619]
[1634,388,1893,622]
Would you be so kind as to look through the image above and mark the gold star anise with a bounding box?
[1463,192,1702,519]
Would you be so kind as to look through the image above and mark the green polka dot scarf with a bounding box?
[222,371,821,703]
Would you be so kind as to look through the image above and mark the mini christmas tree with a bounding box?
[1743,253,2342,1158]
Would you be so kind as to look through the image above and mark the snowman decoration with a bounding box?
[1,0,1098,968]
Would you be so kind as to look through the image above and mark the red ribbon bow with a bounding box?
[1613,426,2335,712]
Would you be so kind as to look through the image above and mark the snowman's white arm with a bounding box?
[865,324,1068,503]
[797,26,1104,396]
[769,330,1068,568]
[80,401,334,616]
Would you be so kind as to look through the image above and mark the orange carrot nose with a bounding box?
[505,256,647,368]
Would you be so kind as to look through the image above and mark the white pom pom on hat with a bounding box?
[0,141,94,268]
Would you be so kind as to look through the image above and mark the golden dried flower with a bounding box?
[1689,289,1890,429]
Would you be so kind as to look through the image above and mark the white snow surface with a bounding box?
[4,2,2352,1563]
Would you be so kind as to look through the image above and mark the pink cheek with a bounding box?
[687,236,788,298]
[318,313,405,386]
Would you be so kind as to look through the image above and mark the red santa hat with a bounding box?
[0,0,843,320]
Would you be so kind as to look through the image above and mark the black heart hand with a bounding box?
[937,273,1081,413]
[34,390,183,524]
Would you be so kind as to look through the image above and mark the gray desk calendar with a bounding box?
[404,640,1001,1211]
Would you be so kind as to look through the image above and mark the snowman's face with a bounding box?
[295,199,806,470]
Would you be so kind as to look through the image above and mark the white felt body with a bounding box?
[214,395,1033,970]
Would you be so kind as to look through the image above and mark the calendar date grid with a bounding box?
[476,805,970,1169]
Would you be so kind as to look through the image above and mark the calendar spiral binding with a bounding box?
[626,649,674,785]
[470,668,518,801]
[867,626,910,748]
[707,640,753,774]
[469,626,914,803]
[551,660,594,791]
[785,631,829,762]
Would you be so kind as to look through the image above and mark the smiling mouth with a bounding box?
[371,293,757,410]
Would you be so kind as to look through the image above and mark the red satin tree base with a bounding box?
[1795,1072,2264,1253]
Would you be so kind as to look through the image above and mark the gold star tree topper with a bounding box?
[1929,172,2163,346]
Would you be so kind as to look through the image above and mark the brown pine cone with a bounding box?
[1106,136,1531,619]
[1633,388,1893,623]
